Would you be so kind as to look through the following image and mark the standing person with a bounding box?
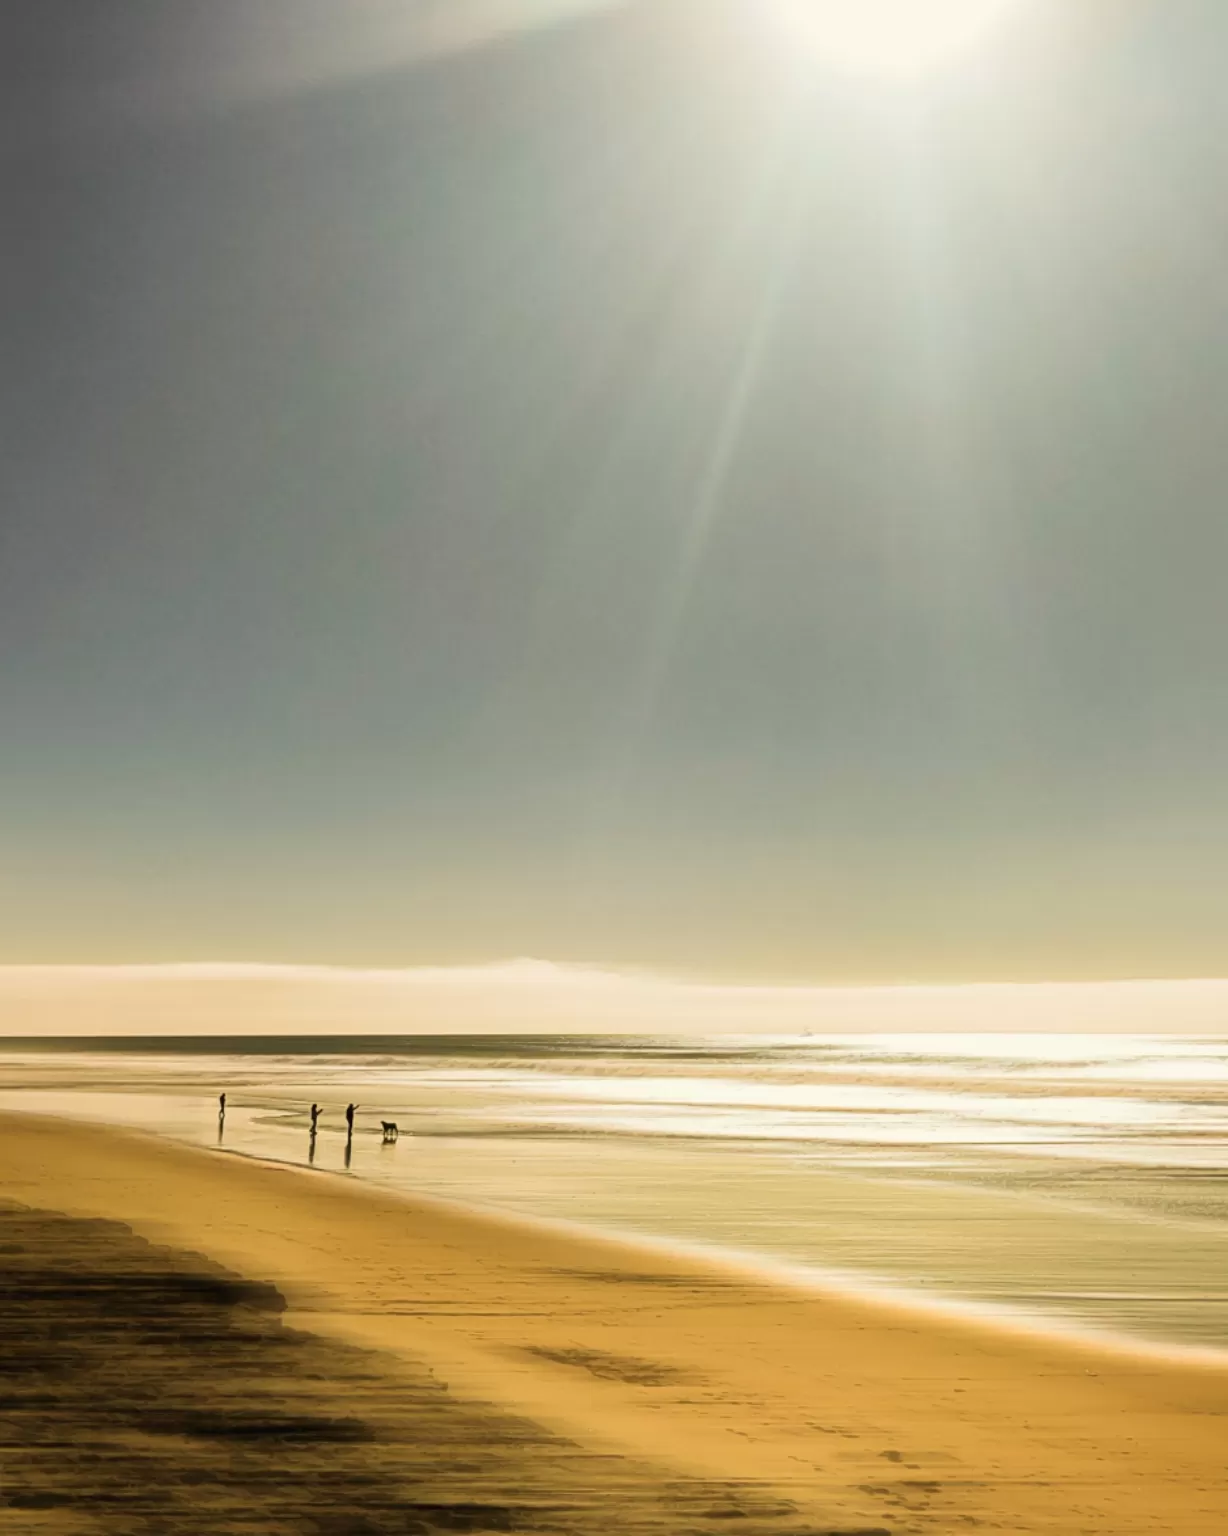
[345,1103,357,1136]
[309,1103,319,1135]
[218,1092,226,1118]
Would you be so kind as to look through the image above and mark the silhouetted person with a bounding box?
[310,1103,320,1134]
[345,1103,357,1136]
[218,1092,226,1118]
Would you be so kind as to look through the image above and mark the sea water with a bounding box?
[4,1033,1228,1353]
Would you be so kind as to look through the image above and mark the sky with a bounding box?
[3,0,1228,987]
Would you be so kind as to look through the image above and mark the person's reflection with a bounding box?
[308,1130,317,1165]
[344,1102,357,1170]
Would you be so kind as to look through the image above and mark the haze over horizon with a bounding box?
[4,961,1228,1037]
[5,0,1228,987]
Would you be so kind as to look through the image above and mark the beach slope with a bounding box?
[2,1112,1225,1534]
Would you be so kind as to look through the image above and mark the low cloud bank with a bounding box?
[0,962,1226,1037]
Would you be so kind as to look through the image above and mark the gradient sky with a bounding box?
[3,0,1227,982]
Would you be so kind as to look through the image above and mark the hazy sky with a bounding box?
[4,0,1227,982]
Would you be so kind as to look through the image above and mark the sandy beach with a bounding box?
[2,1112,1226,1535]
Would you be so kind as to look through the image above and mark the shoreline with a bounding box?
[215,1134,1228,1376]
[4,1109,1228,1532]
[10,1085,1228,1372]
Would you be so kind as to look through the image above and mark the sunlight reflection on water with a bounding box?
[3,1033,1228,1353]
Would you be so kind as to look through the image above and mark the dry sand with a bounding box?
[1,1112,1226,1534]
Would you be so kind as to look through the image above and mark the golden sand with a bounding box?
[3,1112,1226,1534]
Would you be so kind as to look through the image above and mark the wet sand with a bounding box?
[2,1113,1227,1534]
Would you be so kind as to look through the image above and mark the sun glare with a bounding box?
[779,0,1019,78]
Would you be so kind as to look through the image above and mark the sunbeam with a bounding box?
[141,0,630,119]
[774,0,1023,78]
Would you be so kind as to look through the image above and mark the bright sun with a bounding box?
[779,0,1018,78]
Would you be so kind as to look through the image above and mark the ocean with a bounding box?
[4,1032,1228,1355]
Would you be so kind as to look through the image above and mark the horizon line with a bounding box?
[1,959,1228,989]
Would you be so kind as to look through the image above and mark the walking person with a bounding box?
[345,1103,357,1137]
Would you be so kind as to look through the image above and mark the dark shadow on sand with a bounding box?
[0,1202,881,1536]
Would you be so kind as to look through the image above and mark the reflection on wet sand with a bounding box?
[2,1034,1228,1352]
